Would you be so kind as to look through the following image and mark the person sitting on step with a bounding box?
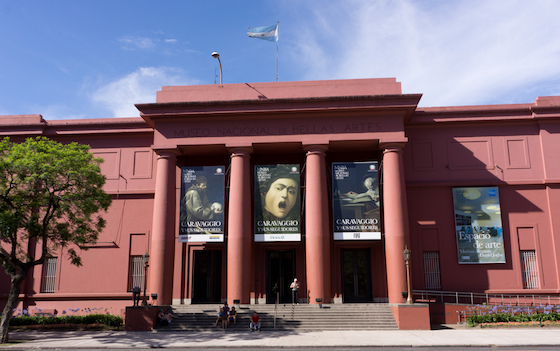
[250,311,261,332]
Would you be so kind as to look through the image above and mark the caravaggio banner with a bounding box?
[453,187,505,264]
[332,162,381,240]
[178,166,225,242]
[254,164,301,242]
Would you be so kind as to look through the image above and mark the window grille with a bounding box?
[41,257,58,293]
[128,255,144,291]
[521,250,539,289]
[423,251,442,290]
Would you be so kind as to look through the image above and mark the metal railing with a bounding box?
[413,289,560,307]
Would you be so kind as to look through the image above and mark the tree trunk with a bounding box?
[0,272,27,344]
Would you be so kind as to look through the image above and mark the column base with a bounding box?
[390,303,431,330]
[124,306,160,331]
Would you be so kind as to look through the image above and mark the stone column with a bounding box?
[227,148,253,304]
[150,150,178,305]
[381,144,409,304]
[304,145,331,304]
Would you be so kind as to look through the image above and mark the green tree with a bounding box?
[0,137,112,343]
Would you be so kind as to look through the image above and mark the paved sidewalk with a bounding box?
[6,327,560,348]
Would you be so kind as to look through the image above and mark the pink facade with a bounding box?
[1,78,560,321]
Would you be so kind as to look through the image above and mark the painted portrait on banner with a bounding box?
[254,164,301,242]
[453,187,505,264]
[178,166,225,242]
[332,162,381,240]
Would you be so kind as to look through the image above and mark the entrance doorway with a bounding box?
[341,248,373,303]
[266,250,295,304]
[192,250,222,303]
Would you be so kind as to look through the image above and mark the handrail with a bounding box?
[413,289,560,307]
[274,291,278,329]
[413,290,560,324]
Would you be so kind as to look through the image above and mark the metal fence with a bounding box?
[413,289,560,307]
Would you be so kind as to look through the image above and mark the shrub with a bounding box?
[10,314,123,328]
[467,311,560,327]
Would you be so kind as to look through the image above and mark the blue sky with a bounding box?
[1,0,560,120]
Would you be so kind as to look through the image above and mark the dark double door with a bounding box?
[266,250,295,304]
[192,250,222,303]
[341,248,373,303]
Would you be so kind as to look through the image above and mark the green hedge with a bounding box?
[10,314,123,327]
[467,312,560,327]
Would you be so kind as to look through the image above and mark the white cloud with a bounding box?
[91,67,198,117]
[290,0,560,107]
[118,36,157,50]
[164,39,177,43]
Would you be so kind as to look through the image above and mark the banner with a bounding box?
[332,162,381,240]
[453,187,505,264]
[178,166,225,242]
[254,164,301,242]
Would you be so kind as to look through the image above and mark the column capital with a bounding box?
[303,144,329,155]
[228,147,253,158]
[380,142,406,154]
[154,148,180,159]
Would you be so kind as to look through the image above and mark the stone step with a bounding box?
[155,303,398,331]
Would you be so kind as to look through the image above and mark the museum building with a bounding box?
[2,78,560,327]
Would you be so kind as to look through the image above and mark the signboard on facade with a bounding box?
[254,164,301,242]
[178,166,225,242]
[332,162,381,240]
[453,187,505,264]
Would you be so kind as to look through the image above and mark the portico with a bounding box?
[136,78,421,309]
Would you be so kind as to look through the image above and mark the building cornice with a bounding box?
[136,94,423,127]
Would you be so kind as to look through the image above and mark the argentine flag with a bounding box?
[247,24,278,42]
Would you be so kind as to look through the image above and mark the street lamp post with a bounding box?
[211,51,222,84]
[403,247,413,304]
[142,253,149,306]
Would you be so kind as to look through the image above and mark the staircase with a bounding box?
[156,303,398,331]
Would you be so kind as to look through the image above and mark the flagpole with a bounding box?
[276,22,279,82]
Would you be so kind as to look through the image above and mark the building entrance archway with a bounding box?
[266,250,295,304]
[192,250,222,303]
[341,248,373,303]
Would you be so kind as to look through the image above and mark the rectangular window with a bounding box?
[423,251,442,290]
[41,257,58,293]
[521,250,539,289]
[128,255,144,292]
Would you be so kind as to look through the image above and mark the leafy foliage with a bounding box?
[467,309,560,327]
[10,314,123,327]
[0,136,112,270]
[0,136,112,343]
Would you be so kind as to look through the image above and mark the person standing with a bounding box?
[290,278,300,305]
[221,302,230,330]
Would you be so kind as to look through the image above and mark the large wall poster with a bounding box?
[178,166,225,242]
[332,162,381,240]
[453,187,505,264]
[254,164,301,242]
